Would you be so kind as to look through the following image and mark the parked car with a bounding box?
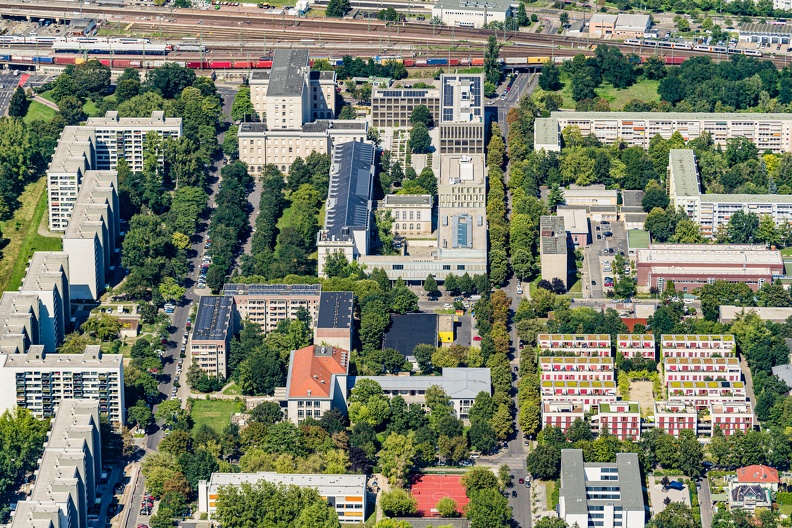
[666,481,685,491]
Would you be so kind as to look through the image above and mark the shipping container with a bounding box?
[665,56,685,65]
[11,56,33,62]
[209,61,232,68]
[35,57,54,64]
[186,61,204,69]
[75,57,86,65]
[129,60,142,68]
[471,57,484,66]
[426,58,447,65]
[415,59,427,66]
[99,59,111,66]
[449,58,459,66]
[0,55,10,61]
[54,56,76,65]
[504,57,527,65]
[260,59,273,68]
[459,58,471,66]
[233,61,252,69]
[403,59,415,67]
[114,59,131,67]
[527,56,548,64]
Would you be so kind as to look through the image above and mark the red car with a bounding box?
[473,336,482,341]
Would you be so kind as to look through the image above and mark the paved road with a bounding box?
[699,477,713,528]
[492,72,535,138]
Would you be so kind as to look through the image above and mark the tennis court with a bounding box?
[410,474,469,517]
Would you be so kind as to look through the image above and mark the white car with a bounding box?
[444,303,452,308]
[516,288,523,294]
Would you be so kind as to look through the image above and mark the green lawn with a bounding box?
[557,74,660,110]
[781,247,792,256]
[24,100,57,123]
[83,99,101,117]
[38,90,55,103]
[222,382,243,396]
[190,399,244,432]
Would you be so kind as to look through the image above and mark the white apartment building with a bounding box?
[20,252,70,353]
[542,401,585,432]
[540,380,617,411]
[539,357,615,382]
[559,450,646,528]
[85,110,182,171]
[0,292,41,355]
[667,380,747,410]
[382,194,434,236]
[198,472,367,522]
[537,334,612,357]
[0,345,125,423]
[617,334,656,360]
[535,112,792,153]
[661,334,736,358]
[668,148,792,237]
[222,283,321,333]
[654,401,698,437]
[190,296,237,378]
[47,127,96,231]
[664,357,742,383]
[10,399,102,528]
[710,400,755,437]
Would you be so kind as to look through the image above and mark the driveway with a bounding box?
[699,477,713,528]
[648,476,691,515]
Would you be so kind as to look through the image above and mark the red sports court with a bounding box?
[410,474,469,517]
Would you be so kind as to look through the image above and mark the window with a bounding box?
[457,265,465,270]
[443,265,451,270]
[393,265,404,270]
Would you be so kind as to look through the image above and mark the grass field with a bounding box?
[0,178,62,292]
[222,382,243,396]
[557,74,660,110]
[38,90,55,103]
[190,399,244,432]
[24,101,57,123]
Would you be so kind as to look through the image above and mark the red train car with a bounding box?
[471,57,484,66]
[54,56,76,65]
[114,59,132,68]
[403,59,415,67]
[665,56,685,65]
[449,58,459,66]
[209,61,232,69]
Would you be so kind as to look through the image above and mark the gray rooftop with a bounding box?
[223,283,321,297]
[772,364,792,389]
[534,118,559,147]
[193,296,234,342]
[324,141,375,239]
[317,291,354,329]
[560,449,645,517]
[21,252,69,292]
[0,345,122,369]
[620,206,645,214]
[383,194,433,206]
[624,213,648,223]
[302,120,368,133]
[266,49,310,98]
[740,22,792,35]
[669,149,702,198]
[621,190,645,208]
[86,110,181,129]
[432,0,512,12]
[396,520,470,528]
[351,368,492,400]
[552,111,792,122]
[202,472,366,496]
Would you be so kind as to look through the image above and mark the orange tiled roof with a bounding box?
[288,345,348,398]
[736,465,779,484]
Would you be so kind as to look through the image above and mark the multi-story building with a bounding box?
[47,127,96,231]
[559,450,646,528]
[654,401,698,437]
[317,140,375,277]
[668,148,792,237]
[559,185,619,207]
[542,401,585,432]
[284,344,349,425]
[0,292,41,354]
[617,334,656,360]
[191,296,237,378]
[371,86,440,128]
[719,305,792,324]
[540,216,570,288]
[539,357,615,382]
[0,345,124,423]
[10,399,102,528]
[540,380,617,411]
[710,401,755,437]
[661,334,736,358]
[438,74,485,154]
[198,472,367,522]
[537,334,612,357]
[588,13,650,38]
[667,380,747,410]
[728,465,779,511]
[382,194,434,236]
[535,112,792,153]
[664,357,742,383]
[314,291,355,353]
[431,0,512,28]
[86,110,182,171]
[20,252,70,353]
[222,283,321,333]
[556,207,589,247]
[597,402,642,440]
[351,368,491,421]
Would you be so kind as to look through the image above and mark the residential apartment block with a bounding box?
[285,344,349,425]
[10,399,102,528]
[540,380,617,411]
[382,194,434,236]
[371,86,440,128]
[0,345,124,423]
[0,292,41,354]
[537,334,612,357]
[534,112,792,153]
[559,450,646,528]
[222,283,321,333]
[314,291,355,353]
[351,368,491,421]
[198,472,367,522]
[597,401,641,441]
[668,148,792,237]
[667,380,746,410]
[654,401,698,437]
[539,215,570,288]
[539,357,615,382]
[710,401,755,437]
[20,252,70,353]
[664,357,742,383]
[661,334,736,358]
[47,127,96,231]
[542,401,585,432]
[617,334,656,360]
[190,296,237,378]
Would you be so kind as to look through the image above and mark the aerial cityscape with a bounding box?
[3,0,792,527]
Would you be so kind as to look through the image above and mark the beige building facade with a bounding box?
[382,194,434,236]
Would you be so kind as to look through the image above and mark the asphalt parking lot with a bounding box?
[0,71,21,116]
[587,220,629,293]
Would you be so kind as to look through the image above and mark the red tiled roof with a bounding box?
[288,345,348,398]
[736,465,779,484]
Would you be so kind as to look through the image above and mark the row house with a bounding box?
[537,334,612,357]
[709,401,755,437]
[539,357,615,382]
[663,357,742,383]
[597,401,642,441]
[542,401,585,433]
[540,380,617,411]
[617,334,656,360]
[661,334,736,358]
[667,380,746,410]
[654,401,698,437]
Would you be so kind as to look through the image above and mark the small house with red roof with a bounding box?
[285,344,349,425]
[728,465,780,511]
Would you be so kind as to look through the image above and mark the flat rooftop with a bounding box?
[384,194,433,206]
[351,368,491,400]
[0,345,121,369]
[383,313,437,357]
[266,49,309,97]
[193,296,234,341]
[316,291,354,329]
[21,252,69,291]
[86,110,181,128]
[203,471,366,496]
[222,283,321,297]
[432,0,512,13]
[636,244,782,266]
[551,111,792,122]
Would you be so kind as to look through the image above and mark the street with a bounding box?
[492,72,536,138]
[699,477,713,528]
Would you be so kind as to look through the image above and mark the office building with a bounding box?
[438,74,485,154]
[540,216,570,288]
[10,399,102,528]
[539,356,615,382]
[0,292,41,354]
[198,472,367,522]
[0,345,124,423]
[556,207,589,247]
[314,291,354,353]
[371,86,440,128]
[617,334,655,360]
[431,0,513,28]
[317,140,375,277]
[596,402,642,440]
[534,112,792,153]
[654,401,698,437]
[382,194,434,236]
[669,148,792,237]
[588,13,650,38]
[559,450,645,528]
[660,334,736,358]
[351,368,491,420]
[86,111,182,171]
[710,401,755,437]
[20,252,70,352]
[542,401,585,432]
[222,283,321,333]
[285,344,349,424]
[191,296,237,378]
[537,334,612,357]
[664,357,742,383]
